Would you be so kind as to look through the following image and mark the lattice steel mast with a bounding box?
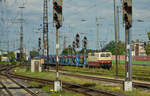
[43,0,49,60]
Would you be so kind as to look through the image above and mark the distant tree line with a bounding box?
[61,40,150,56]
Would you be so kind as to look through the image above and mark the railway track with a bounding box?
[2,64,150,96]
[7,73,123,96]
[5,75,37,96]
[0,65,123,96]
[0,65,38,96]
[48,70,150,89]
[0,80,13,96]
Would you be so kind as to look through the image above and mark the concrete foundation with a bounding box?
[54,80,62,92]
[123,81,132,91]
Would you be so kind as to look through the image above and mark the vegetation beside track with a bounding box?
[112,60,150,65]
[28,81,84,96]
[14,67,84,96]
[14,66,150,96]
[0,61,11,65]
[58,64,150,82]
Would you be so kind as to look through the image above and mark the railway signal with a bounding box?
[83,36,87,67]
[53,0,63,29]
[123,0,132,29]
[72,41,76,54]
[83,36,87,49]
[38,37,41,54]
[72,41,76,49]
[122,0,132,91]
[53,0,63,92]
[76,33,80,48]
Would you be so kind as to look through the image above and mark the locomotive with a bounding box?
[88,52,112,69]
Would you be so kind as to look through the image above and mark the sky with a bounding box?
[0,0,150,54]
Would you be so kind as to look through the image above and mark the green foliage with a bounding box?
[61,47,95,55]
[102,40,125,55]
[8,52,15,61]
[145,43,150,56]
[61,48,72,55]
[7,51,16,64]
[147,32,150,40]
[16,66,150,96]
[79,49,94,55]
[30,50,39,58]
[29,81,42,87]
[62,41,125,55]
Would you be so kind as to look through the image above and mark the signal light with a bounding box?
[123,2,128,10]
[123,0,132,29]
[72,41,76,49]
[54,6,57,9]
[59,6,62,8]
[53,0,63,29]
[83,36,87,49]
[76,34,80,48]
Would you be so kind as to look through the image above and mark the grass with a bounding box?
[112,60,150,65]
[14,66,150,96]
[15,67,84,96]
[28,81,84,96]
[59,64,150,82]
[0,61,11,64]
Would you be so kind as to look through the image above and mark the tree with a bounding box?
[61,47,94,55]
[30,50,39,58]
[8,52,15,62]
[7,51,16,64]
[102,40,125,55]
[61,48,70,55]
[61,45,73,55]
[147,32,150,40]
[79,49,94,55]
[145,43,150,56]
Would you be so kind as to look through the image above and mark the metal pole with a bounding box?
[84,48,86,67]
[7,40,9,52]
[125,28,128,81]
[129,28,132,81]
[96,17,100,51]
[113,0,118,77]
[117,6,120,42]
[43,0,49,69]
[19,6,24,65]
[56,28,59,80]
[125,27,132,81]
[64,36,66,50]
[117,6,121,65]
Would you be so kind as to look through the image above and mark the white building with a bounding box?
[132,41,147,56]
[14,48,30,61]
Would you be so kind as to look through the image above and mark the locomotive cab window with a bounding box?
[91,53,95,56]
[106,54,111,57]
[101,54,105,57]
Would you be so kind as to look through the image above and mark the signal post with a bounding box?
[83,36,87,67]
[53,0,63,92]
[75,33,80,66]
[123,0,132,91]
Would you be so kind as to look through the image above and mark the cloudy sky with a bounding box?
[0,0,150,54]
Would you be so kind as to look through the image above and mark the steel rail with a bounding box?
[49,70,150,89]
[0,81,13,96]
[0,65,38,96]
[7,73,122,96]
